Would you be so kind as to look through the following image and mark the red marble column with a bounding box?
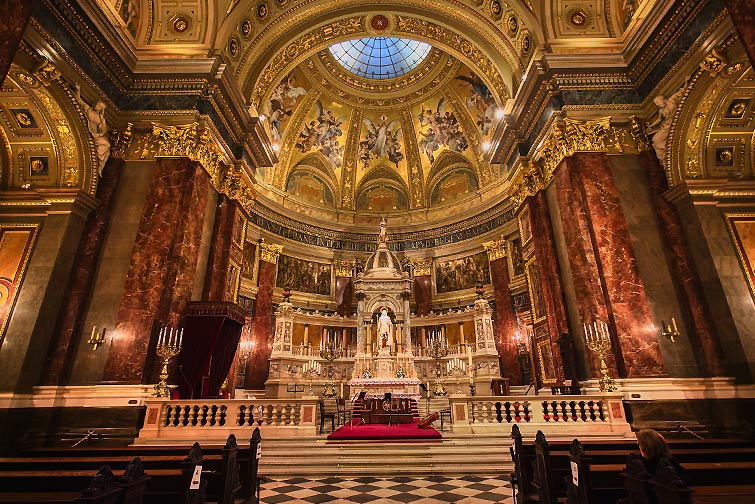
[526,192,567,382]
[334,276,353,316]
[726,0,755,67]
[414,276,432,315]
[555,152,664,377]
[103,158,210,383]
[245,259,276,389]
[639,150,724,376]
[41,158,124,385]
[203,195,235,301]
[0,0,36,83]
[489,256,522,384]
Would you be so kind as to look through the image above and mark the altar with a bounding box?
[348,378,422,401]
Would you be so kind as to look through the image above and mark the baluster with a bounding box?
[523,401,531,422]
[597,401,605,421]
[238,405,246,426]
[587,400,596,421]
[210,405,218,426]
[559,401,567,422]
[569,400,577,421]
[191,405,199,426]
[282,403,290,425]
[173,405,181,426]
[165,406,173,427]
[504,401,512,423]
[201,405,209,426]
[552,400,560,421]
[495,402,503,423]
[542,401,551,422]
[578,400,587,421]
[219,405,227,426]
[513,401,521,422]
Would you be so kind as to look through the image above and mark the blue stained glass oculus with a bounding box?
[329,37,432,79]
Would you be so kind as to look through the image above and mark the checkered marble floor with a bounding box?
[260,475,515,503]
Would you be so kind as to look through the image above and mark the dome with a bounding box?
[363,246,403,278]
[329,37,432,80]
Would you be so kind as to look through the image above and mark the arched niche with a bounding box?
[427,166,479,207]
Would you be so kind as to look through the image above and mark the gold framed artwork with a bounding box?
[0,224,39,342]
[518,205,532,245]
[725,213,755,303]
[525,257,546,323]
[536,338,557,385]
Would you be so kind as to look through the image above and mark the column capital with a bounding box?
[410,257,432,276]
[259,239,283,264]
[482,238,506,261]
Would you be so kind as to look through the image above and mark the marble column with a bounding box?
[42,158,125,385]
[639,150,724,376]
[103,158,210,383]
[553,152,664,378]
[334,277,353,316]
[245,245,278,389]
[526,192,567,381]
[725,0,755,67]
[488,253,522,385]
[0,0,37,83]
[202,195,236,301]
[412,258,433,315]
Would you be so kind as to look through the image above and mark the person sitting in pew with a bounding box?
[636,429,688,483]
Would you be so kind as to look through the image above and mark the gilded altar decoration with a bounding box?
[151,122,222,176]
[259,240,283,264]
[109,123,133,159]
[482,239,506,261]
[411,257,432,277]
[699,48,728,77]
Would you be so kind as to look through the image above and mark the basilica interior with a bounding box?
[1,0,755,501]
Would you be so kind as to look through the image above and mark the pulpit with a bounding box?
[177,302,247,398]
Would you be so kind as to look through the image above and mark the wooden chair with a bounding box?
[318,399,336,434]
[336,397,352,426]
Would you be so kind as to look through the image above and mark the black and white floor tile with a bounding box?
[260,475,515,503]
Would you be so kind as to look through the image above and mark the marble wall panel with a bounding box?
[414,275,432,315]
[42,159,124,385]
[246,259,276,389]
[0,0,36,83]
[203,195,235,302]
[633,151,721,376]
[103,158,210,383]
[489,257,521,384]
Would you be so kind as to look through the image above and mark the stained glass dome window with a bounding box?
[329,37,432,79]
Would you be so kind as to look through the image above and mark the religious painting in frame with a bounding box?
[0,224,39,343]
[518,205,532,245]
[536,336,557,385]
[241,241,257,280]
[434,251,490,294]
[725,213,755,302]
[525,258,546,323]
[276,254,332,295]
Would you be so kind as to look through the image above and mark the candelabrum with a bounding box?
[427,339,449,396]
[153,327,183,398]
[448,364,466,394]
[319,342,341,398]
[87,326,107,351]
[302,364,320,397]
[583,320,617,392]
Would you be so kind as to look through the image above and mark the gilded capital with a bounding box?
[259,240,283,264]
[151,122,223,176]
[411,257,433,277]
[482,239,506,261]
[334,259,354,277]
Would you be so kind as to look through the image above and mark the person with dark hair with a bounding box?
[636,429,688,482]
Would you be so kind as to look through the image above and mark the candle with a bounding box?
[178,328,183,347]
[91,326,97,342]
[672,317,678,332]
[467,344,473,370]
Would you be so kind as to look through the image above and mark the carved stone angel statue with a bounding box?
[647,79,688,163]
[74,83,111,174]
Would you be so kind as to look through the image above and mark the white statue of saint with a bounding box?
[74,83,111,175]
[376,308,392,348]
[647,80,687,163]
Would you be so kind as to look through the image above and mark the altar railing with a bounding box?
[135,398,320,444]
[448,394,632,438]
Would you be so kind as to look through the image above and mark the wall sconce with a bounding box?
[660,318,680,343]
[87,326,107,350]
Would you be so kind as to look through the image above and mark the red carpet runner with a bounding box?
[327,419,442,441]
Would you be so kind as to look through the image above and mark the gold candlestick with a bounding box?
[153,327,182,398]
[583,320,617,392]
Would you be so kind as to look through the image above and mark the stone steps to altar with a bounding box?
[257,434,513,478]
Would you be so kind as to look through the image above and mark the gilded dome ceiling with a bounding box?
[255,27,504,216]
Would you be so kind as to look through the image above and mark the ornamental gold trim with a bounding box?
[260,240,284,264]
[411,257,433,276]
[333,259,354,277]
[508,116,650,208]
[482,239,506,261]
